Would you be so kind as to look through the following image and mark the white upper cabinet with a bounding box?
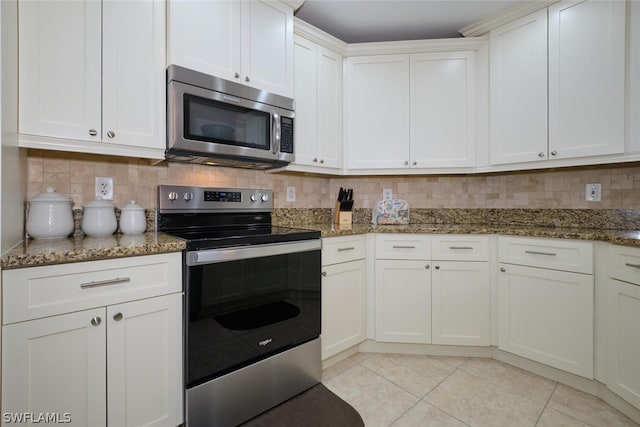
[345,54,410,169]
[168,0,294,97]
[490,1,625,166]
[490,10,548,165]
[410,51,476,168]
[18,0,166,159]
[291,34,342,170]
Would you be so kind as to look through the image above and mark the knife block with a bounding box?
[333,201,352,225]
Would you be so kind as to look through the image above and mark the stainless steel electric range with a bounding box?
[157,185,322,427]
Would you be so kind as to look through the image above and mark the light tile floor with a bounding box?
[322,353,640,427]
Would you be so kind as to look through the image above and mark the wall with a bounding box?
[27,149,640,213]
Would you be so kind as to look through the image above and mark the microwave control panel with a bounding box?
[280,117,294,153]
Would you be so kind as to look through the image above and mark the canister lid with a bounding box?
[84,196,115,209]
[121,200,144,211]
[28,187,72,202]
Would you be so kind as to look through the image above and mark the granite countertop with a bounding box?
[0,232,186,270]
[282,222,640,248]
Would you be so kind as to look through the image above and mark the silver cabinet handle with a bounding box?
[80,277,131,289]
[89,129,98,136]
[500,267,506,272]
[412,161,417,166]
[624,262,640,269]
[320,159,324,164]
[525,250,557,256]
[313,158,318,163]
[538,152,545,158]
[550,150,558,156]
[234,72,240,78]
[338,247,355,252]
[435,265,440,270]
[106,130,116,138]
[392,245,416,249]
[449,246,473,250]
[425,264,430,269]
[91,316,101,326]
[113,312,123,321]
[321,271,327,277]
[404,160,409,166]
[245,76,250,82]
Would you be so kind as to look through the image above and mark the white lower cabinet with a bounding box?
[321,236,366,360]
[607,245,640,409]
[498,237,594,378]
[1,253,183,427]
[376,259,432,343]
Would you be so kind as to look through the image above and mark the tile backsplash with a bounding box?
[27,149,640,212]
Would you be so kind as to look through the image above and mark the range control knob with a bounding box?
[168,191,179,201]
[261,194,269,202]
[183,192,194,201]
[250,194,258,202]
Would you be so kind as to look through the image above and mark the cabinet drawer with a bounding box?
[498,237,593,274]
[322,235,366,266]
[608,245,640,285]
[376,234,430,260]
[431,235,489,261]
[2,253,182,324]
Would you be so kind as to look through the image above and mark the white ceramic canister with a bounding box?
[119,200,147,235]
[26,187,74,239]
[81,197,117,237]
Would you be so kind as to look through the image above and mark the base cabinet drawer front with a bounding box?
[3,253,182,324]
[375,259,431,343]
[431,235,489,261]
[607,278,640,409]
[608,245,640,285]
[432,261,490,346]
[321,260,367,360]
[321,235,366,265]
[376,234,431,260]
[498,263,594,378]
[498,237,593,274]
[2,308,108,427]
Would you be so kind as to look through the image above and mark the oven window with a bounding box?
[186,249,321,387]
[184,94,271,150]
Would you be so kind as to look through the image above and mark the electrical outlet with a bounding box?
[95,177,114,200]
[286,186,296,202]
[585,183,602,202]
[383,188,393,200]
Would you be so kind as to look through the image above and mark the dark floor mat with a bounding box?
[240,383,365,427]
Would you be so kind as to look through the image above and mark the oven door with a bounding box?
[185,240,321,388]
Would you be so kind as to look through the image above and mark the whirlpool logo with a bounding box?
[259,338,273,346]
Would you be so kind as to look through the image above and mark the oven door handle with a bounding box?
[186,239,321,266]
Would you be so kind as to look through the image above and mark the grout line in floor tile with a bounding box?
[533,381,559,426]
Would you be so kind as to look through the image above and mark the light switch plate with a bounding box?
[585,183,601,202]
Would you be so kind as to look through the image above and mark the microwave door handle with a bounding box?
[272,111,280,155]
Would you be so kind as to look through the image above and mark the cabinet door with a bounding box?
[321,260,367,360]
[345,55,410,169]
[375,259,431,343]
[2,308,107,427]
[242,0,294,97]
[316,46,343,168]
[607,279,640,408]
[167,0,241,82]
[18,0,102,141]
[293,35,318,166]
[410,51,475,168]
[432,261,490,346]
[102,0,165,149]
[107,293,183,427]
[548,0,625,159]
[489,10,548,165]
[498,263,594,378]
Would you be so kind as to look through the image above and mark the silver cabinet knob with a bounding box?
[234,72,240,78]
[425,264,430,269]
[313,158,318,163]
[321,271,327,277]
[91,316,102,326]
[106,130,116,139]
[319,159,324,164]
[89,129,98,136]
[404,161,409,166]
[412,161,417,166]
[538,152,545,158]
[113,312,123,321]
[500,267,506,272]
[168,191,179,201]
[550,150,558,156]
[435,265,440,270]
[245,76,250,82]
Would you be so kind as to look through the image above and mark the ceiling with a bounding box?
[294,0,526,43]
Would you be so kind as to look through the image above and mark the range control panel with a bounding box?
[158,185,273,213]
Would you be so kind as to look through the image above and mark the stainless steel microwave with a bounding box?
[166,65,294,169]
